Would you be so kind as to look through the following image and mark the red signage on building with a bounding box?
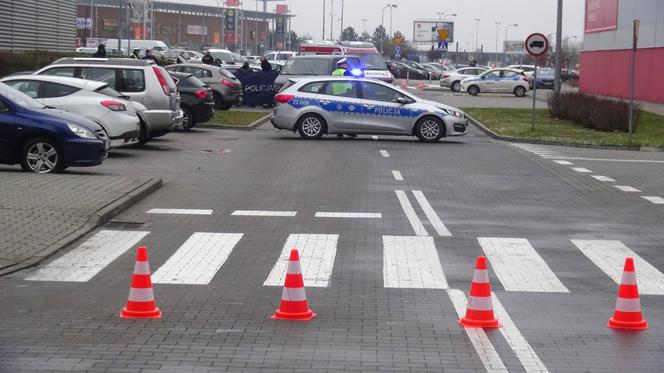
[276,4,288,14]
[226,0,239,7]
[585,0,619,33]
[225,32,236,43]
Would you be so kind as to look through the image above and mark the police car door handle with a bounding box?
[363,104,375,109]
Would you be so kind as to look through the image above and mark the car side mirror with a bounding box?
[396,97,409,105]
[481,76,486,79]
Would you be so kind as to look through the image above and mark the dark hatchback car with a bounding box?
[0,82,109,173]
[388,61,429,80]
[168,72,215,130]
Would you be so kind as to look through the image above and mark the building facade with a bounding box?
[0,0,77,52]
[580,0,664,104]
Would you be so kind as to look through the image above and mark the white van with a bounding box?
[104,39,169,55]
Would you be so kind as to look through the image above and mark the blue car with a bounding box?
[0,82,109,173]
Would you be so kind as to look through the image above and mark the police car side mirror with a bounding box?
[396,97,409,105]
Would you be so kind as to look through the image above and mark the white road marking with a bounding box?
[231,210,297,217]
[395,190,428,236]
[562,157,664,164]
[392,170,404,181]
[379,150,390,157]
[315,212,382,218]
[591,175,616,182]
[447,289,509,373]
[26,230,149,282]
[412,191,452,237]
[383,235,448,289]
[478,238,569,293]
[571,167,593,173]
[572,239,664,295]
[152,233,243,285]
[642,196,664,204]
[492,294,551,373]
[553,160,573,165]
[372,135,379,140]
[615,185,642,192]
[264,234,338,287]
[146,208,213,215]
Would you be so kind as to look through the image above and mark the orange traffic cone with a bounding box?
[121,246,161,319]
[399,80,408,89]
[416,81,426,90]
[608,257,648,330]
[272,248,316,321]
[459,256,500,328]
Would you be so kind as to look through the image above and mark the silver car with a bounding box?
[34,58,183,144]
[166,63,242,110]
[272,77,467,142]
[440,67,488,92]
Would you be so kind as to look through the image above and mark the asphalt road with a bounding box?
[1,92,663,372]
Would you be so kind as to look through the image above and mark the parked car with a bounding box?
[165,63,242,110]
[403,60,433,79]
[167,72,215,130]
[0,82,109,173]
[561,68,580,81]
[535,67,555,89]
[271,76,467,142]
[164,49,203,64]
[224,65,263,74]
[76,47,127,56]
[264,51,297,62]
[34,58,183,144]
[274,55,363,92]
[205,49,235,65]
[508,64,537,88]
[388,61,429,80]
[440,67,488,92]
[1,75,140,148]
[460,68,530,97]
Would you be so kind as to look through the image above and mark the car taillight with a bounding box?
[221,79,236,88]
[100,100,126,111]
[442,74,450,79]
[274,94,294,103]
[152,66,173,96]
[522,76,529,82]
[194,90,209,100]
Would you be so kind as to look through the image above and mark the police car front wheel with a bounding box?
[297,114,326,139]
[415,117,444,143]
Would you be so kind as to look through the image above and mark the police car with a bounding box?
[271,77,468,142]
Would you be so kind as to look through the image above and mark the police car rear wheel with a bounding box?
[297,114,326,139]
[415,117,444,143]
[514,86,526,97]
[468,85,480,96]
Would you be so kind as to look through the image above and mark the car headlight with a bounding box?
[67,123,96,139]
[438,108,464,118]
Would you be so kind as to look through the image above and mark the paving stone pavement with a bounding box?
[1,93,663,372]
[0,172,159,273]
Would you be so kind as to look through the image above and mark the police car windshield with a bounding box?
[281,59,330,75]
[357,54,387,70]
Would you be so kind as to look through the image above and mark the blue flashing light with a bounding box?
[350,68,364,77]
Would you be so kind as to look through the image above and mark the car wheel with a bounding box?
[514,86,527,97]
[181,107,194,130]
[296,113,326,139]
[451,81,461,92]
[213,91,224,110]
[220,102,234,110]
[20,137,64,174]
[415,117,444,143]
[467,85,480,96]
[137,119,150,145]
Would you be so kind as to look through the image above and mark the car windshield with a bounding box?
[0,83,44,109]
[357,54,387,70]
[281,59,330,75]
[538,68,555,75]
[210,51,234,63]
[165,50,185,58]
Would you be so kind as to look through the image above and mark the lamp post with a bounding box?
[389,4,397,36]
[330,0,334,40]
[340,0,344,40]
[361,18,368,34]
[554,0,563,94]
[474,18,480,52]
[322,0,326,40]
[380,4,396,53]
[494,21,501,66]
[436,12,444,20]
[442,14,457,21]
[504,23,518,45]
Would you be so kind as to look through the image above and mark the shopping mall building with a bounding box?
[580,0,664,104]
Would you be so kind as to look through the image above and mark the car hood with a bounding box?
[416,98,463,113]
[28,107,104,132]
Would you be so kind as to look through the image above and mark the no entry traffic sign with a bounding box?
[525,33,549,57]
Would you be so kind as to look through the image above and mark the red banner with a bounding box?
[585,0,619,33]
[276,4,288,14]
[226,0,239,7]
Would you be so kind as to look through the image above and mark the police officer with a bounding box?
[331,58,357,138]
[92,44,106,58]
[202,51,214,65]
[332,58,353,77]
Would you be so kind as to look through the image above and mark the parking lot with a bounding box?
[2,83,664,371]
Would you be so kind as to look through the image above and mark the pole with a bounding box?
[330,0,334,40]
[340,0,344,40]
[322,0,326,40]
[554,0,563,93]
[495,22,500,66]
[628,20,639,145]
[117,0,122,51]
[474,18,480,52]
[531,59,538,130]
[381,6,388,54]
[389,6,393,36]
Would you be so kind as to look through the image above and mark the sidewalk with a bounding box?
[0,172,161,275]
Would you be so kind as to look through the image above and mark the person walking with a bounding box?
[260,56,272,72]
[240,61,251,71]
[202,51,214,65]
[143,49,157,62]
[92,44,106,58]
[129,48,140,59]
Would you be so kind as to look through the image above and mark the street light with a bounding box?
[504,23,518,44]
[361,18,368,34]
[442,14,457,21]
[380,4,397,53]
[436,12,444,20]
[474,18,480,52]
[494,21,501,65]
[389,4,398,36]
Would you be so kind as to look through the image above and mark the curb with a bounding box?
[0,178,162,277]
[467,114,662,152]
[198,113,272,131]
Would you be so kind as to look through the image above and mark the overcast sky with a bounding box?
[167,0,585,52]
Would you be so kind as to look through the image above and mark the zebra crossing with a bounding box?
[25,230,664,296]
